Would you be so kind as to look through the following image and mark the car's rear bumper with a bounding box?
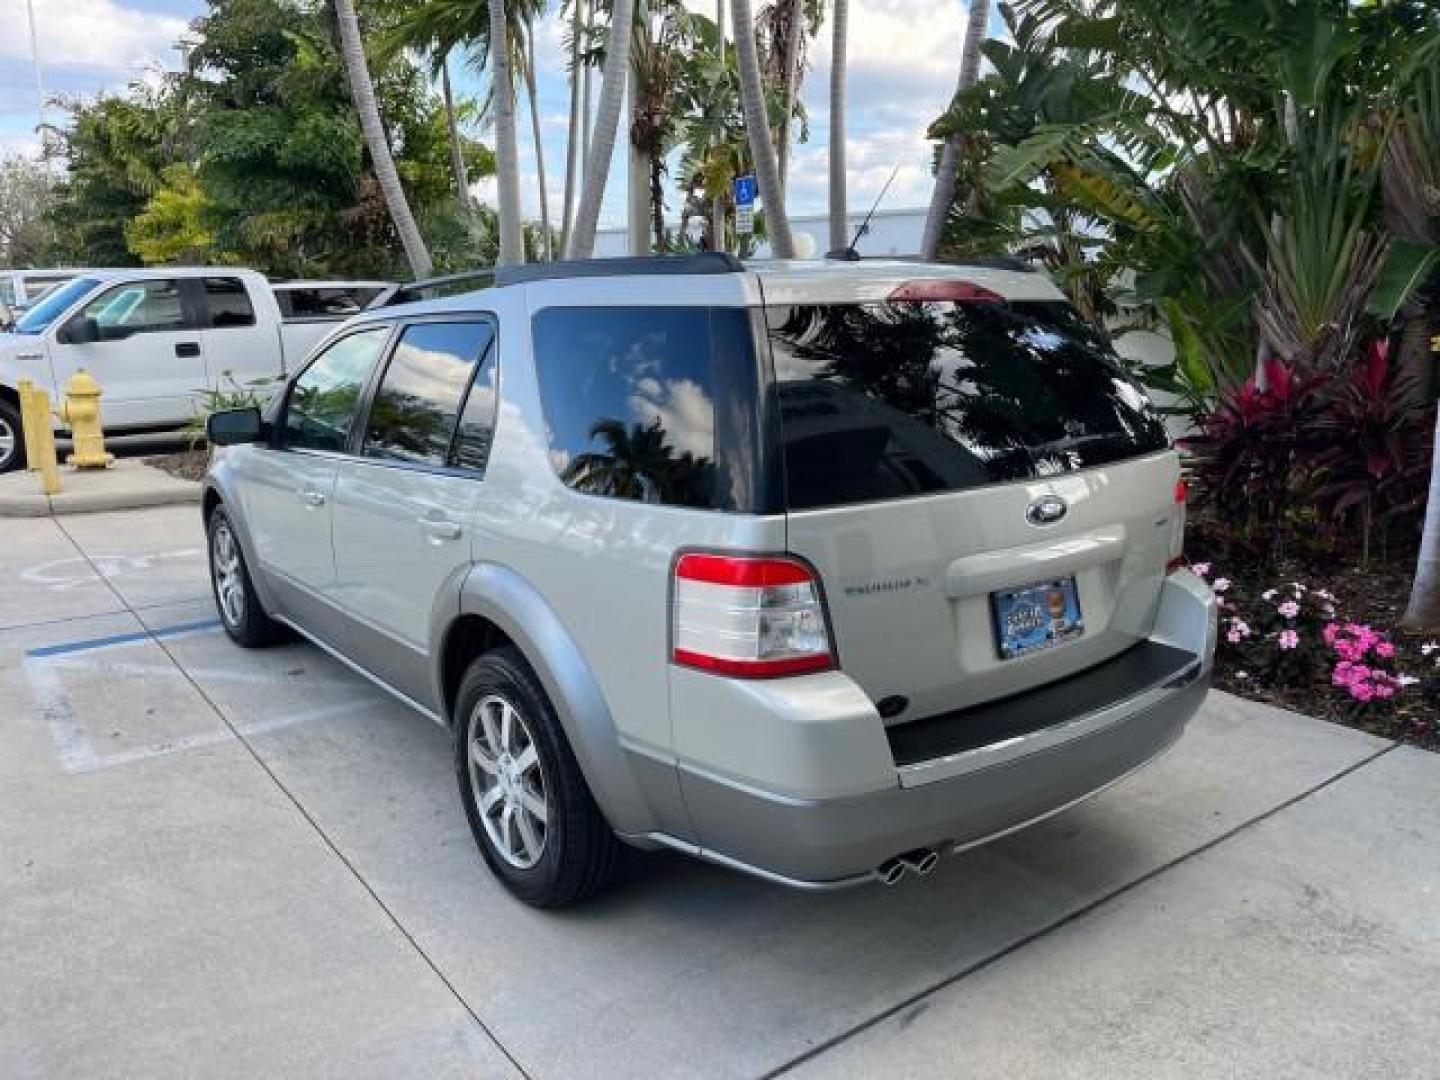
[647,570,1216,888]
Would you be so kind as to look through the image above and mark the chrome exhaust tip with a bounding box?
[898,848,940,877]
[875,858,906,886]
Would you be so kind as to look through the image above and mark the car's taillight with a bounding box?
[888,279,1005,304]
[672,553,835,678]
[1168,478,1188,573]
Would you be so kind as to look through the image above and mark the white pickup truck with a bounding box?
[0,268,391,472]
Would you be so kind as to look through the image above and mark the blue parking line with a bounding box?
[26,617,222,659]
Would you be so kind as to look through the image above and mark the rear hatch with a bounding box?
[761,272,1180,722]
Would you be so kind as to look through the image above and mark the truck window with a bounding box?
[276,287,386,321]
[14,277,101,335]
[74,280,188,340]
[203,277,257,328]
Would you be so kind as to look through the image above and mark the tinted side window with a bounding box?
[78,280,188,339]
[363,321,494,467]
[278,287,385,320]
[767,300,1168,510]
[284,327,390,452]
[453,344,499,472]
[203,277,256,328]
[533,306,763,511]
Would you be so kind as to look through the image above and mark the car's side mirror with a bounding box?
[207,407,266,446]
[60,316,100,345]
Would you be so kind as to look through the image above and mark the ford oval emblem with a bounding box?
[1026,494,1068,526]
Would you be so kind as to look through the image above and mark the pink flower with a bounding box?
[1213,577,1232,593]
[1227,628,1244,644]
[1278,629,1299,651]
[1350,681,1376,703]
[1277,600,1300,619]
[1323,623,1340,645]
[1376,641,1395,660]
[1191,562,1211,577]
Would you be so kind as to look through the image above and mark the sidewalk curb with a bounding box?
[0,460,201,518]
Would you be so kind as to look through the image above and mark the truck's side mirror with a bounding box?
[207,407,266,446]
[60,316,100,345]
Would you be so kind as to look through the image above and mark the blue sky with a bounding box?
[3,0,995,227]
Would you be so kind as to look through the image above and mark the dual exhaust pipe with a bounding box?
[875,846,940,886]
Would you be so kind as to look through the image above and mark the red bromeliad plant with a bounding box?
[1307,340,1432,563]
[1184,358,1328,561]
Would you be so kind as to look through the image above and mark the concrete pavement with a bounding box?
[1,507,1434,1078]
[0,459,200,517]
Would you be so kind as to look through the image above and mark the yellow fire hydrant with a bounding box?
[58,370,115,470]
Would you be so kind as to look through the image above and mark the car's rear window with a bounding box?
[765,299,1168,510]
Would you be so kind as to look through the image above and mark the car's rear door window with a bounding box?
[202,277,256,328]
[362,321,496,468]
[766,299,1167,510]
[532,306,764,511]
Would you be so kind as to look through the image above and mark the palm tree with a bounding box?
[560,0,585,252]
[920,0,989,261]
[569,0,638,257]
[713,0,727,250]
[333,0,433,277]
[440,58,470,206]
[520,18,553,259]
[827,0,847,252]
[489,0,524,264]
[731,0,795,257]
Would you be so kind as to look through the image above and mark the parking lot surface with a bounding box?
[2,507,1435,1078]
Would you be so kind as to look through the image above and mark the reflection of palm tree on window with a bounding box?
[563,418,715,506]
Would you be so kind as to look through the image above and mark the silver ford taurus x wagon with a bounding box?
[203,254,1217,907]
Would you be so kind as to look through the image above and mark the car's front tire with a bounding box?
[0,399,26,474]
[207,505,286,648]
[455,646,624,908]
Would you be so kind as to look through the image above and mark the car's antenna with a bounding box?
[827,165,900,262]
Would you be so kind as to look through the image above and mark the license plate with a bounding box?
[992,577,1083,659]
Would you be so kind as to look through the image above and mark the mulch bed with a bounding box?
[144,449,210,483]
[1188,510,1438,751]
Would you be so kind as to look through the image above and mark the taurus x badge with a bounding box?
[1026,494,1068,526]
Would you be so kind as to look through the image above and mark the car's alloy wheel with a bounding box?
[466,693,549,869]
[0,403,22,473]
[211,518,247,629]
[454,647,623,907]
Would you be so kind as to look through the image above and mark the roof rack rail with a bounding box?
[494,252,744,286]
[384,268,497,306]
[821,252,1039,274]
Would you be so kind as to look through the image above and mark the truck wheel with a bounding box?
[207,505,286,648]
[455,646,624,908]
[0,399,25,473]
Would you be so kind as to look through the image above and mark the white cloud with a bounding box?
[1,0,187,72]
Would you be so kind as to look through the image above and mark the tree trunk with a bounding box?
[1403,401,1440,630]
[628,0,651,256]
[522,20,553,260]
[441,58,470,208]
[827,0,848,253]
[920,0,988,262]
[731,0,794,258]
[651,152,666,248]
[560,0,585,254]
[711,0,727,252]
[568,0,637,258]
[581,0,594,187]
[333,0,432,278]
[488,0,524,266]
[776,0,802,192]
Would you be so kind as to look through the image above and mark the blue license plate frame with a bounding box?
[991,577,1084,660]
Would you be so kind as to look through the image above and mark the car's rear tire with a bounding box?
[0,399,25,474]
[455,646,624,908]
[207,505,286,648]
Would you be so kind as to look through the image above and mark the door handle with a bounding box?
[298,487,326,509]
[175,342,201,358]
[418,516,462,544]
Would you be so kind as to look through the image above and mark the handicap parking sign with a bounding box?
[733,175,757,207]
